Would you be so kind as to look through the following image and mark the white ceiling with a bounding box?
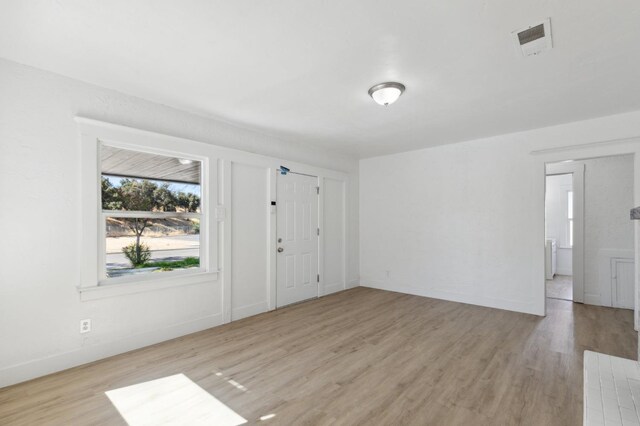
[2,1,640,158]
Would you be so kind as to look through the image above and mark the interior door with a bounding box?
[276,172,319,307]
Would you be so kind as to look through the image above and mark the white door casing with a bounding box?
[276,172,319,307]
[531,138,640,321]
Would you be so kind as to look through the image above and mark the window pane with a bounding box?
[102,175,201,213]
[105,217,200,278]
[101,145,201,213]
[567,191,573,219]
[569,218,573,247]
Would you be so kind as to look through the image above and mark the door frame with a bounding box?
[532,140,640,325]
[545,162,585,303]
[274,170,321,308]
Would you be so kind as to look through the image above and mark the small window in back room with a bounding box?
[567,190,573,247]
[100,144,202,282]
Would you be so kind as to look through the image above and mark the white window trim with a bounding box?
[77,118,218,301]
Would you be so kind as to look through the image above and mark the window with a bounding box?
[567,190,573,247]
[77,118,217,300]
[100,144,203,282]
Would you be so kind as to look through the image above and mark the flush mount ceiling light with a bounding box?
[368,82,406,106]
[178,158,194,165]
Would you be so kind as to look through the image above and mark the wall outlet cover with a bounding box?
[80,319,91,333]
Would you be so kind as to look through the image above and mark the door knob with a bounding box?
[278,247,284,253]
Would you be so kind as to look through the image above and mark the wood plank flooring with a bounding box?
[546,275,573,301]
[0,287,636,425]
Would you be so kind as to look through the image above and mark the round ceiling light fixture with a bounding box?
[368,82,405,106]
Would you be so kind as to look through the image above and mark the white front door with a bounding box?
[276,172,319,307]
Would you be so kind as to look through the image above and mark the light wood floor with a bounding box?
[0,287,636,425]
[546,275,573,300]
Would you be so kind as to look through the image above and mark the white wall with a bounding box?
[580,155,634,304]
[230,162,271,320]
[0,58,359,387]
[545,173,573,275]
[322,178,346,295]
[360,110,640,316]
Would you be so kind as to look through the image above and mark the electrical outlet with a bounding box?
[80,319,91,334]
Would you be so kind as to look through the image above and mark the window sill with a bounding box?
[78,270,219,301]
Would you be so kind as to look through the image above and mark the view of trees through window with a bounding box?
[101,175,202,279]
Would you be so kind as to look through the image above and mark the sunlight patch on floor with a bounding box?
[105,374,247,426]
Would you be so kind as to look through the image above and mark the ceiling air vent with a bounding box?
[512,19,552,57]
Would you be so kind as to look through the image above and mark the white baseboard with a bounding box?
[584,292,602,306]
[231,301,268,321]
[361,280,540,316]
[323,281,345,295]
[0,313,223,389]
